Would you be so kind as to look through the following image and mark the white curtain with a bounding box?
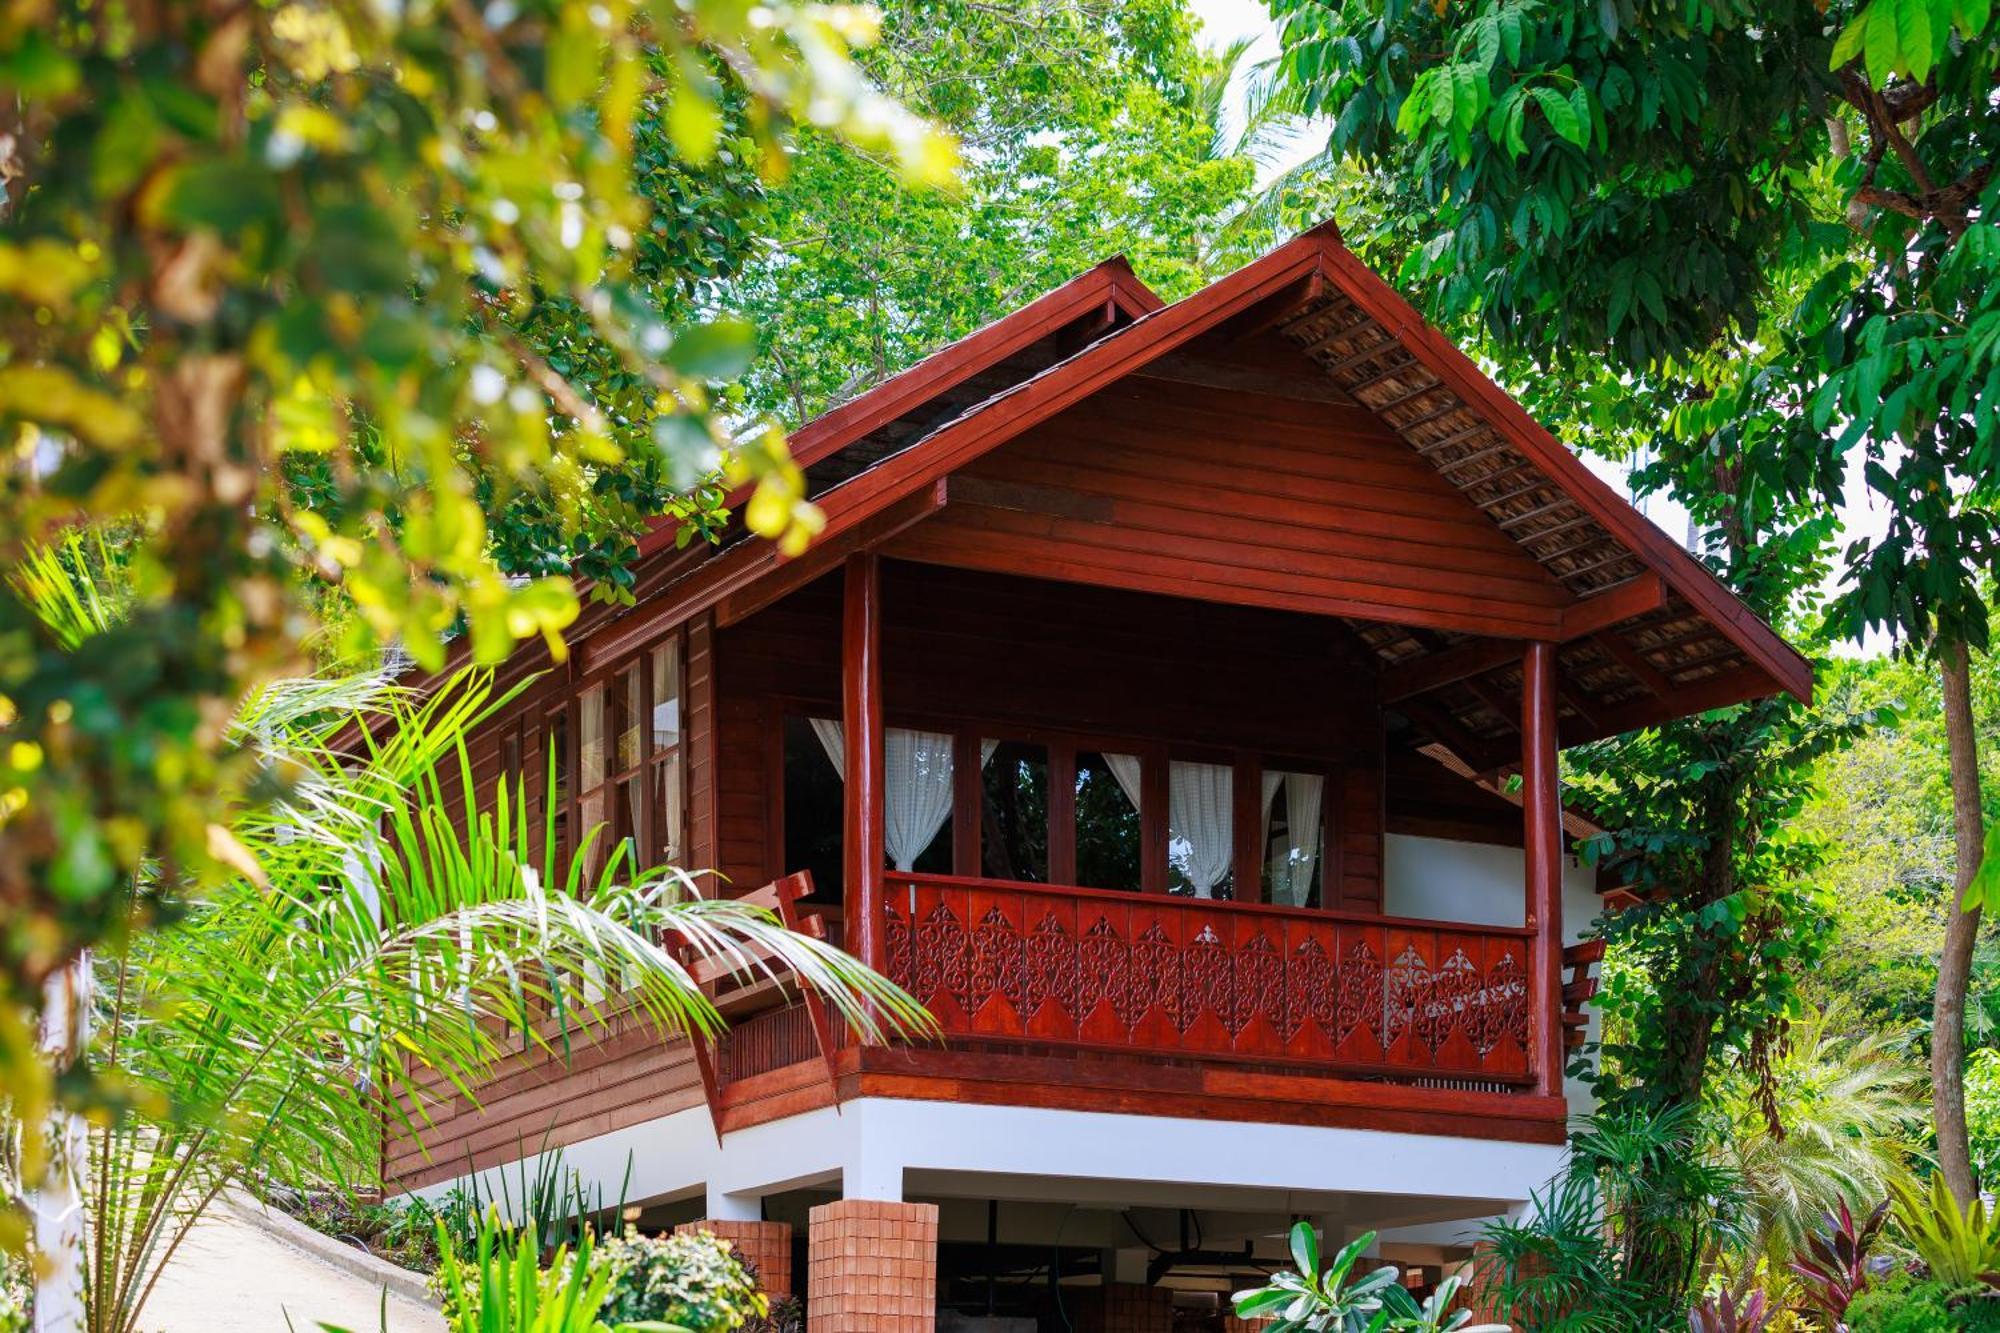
[1168,760,1234,897]
[1103,752,1144,813]
[811,720,978,871]
[1272,772,1325,908]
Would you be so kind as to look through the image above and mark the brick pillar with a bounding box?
[806,1199,938,1332]
[1221,1317,1274,1331]
[1079,1282,1174,1332]
[673,1219,793,1298]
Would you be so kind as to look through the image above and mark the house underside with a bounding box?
[387,223,1809,1331]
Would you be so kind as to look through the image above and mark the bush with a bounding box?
[1845,1273,1960,1332]
[596,1229,767,1332]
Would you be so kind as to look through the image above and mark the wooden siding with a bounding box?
[885,376,1574,639]
[386,1008,705,1192]
[713,561,1392,894]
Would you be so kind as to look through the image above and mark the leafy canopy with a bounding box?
[0,0,951,1081]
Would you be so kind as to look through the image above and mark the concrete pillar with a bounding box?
[806,1199,938,1332]
[705,1181,762,1221]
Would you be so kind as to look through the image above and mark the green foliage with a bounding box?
[1477,1106,1743,1330]
[1231,1222,1505,1332]
[728,0,1267,425]
[0,0,956,1150]
[1845,1271,1963,1333]
[596,1231,765,1332]
[1890,1174,2000,1288]
[427,1216,660,1333]
[1711,1006,1922,1264]
[72,667,928,1333]
[450,1140,632,1261]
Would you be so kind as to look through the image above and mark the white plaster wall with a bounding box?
[1381,833,1601,943]
[1382,832,1603,1108]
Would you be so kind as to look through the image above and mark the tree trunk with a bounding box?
[30,957,92,1333]
[1934,640,1985,1206]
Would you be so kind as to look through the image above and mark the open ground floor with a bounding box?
[413,1097,1565,1330]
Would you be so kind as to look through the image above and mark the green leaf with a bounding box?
[1288,1219,1319,1280]
[1531,85,1584,147]
[666,318,756,380]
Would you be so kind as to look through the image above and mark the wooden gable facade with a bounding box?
[385,225,1808,1190]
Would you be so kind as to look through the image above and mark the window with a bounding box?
[1074,751,1141,891]
[982,740,1048,882]
[649,641,684,864]
[577,682,609,874]
[784,715,844,901]
[1262,770,1325,908]
[1167,759,1234,899]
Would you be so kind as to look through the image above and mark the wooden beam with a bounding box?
[1397,696,1512,776]
[1557,573,1665,641]
[1227,271,1325,342]
[1382,638,1521,704]
[1521,641,1565,1101]
[715,479,949,627]
[843,554,887,973]
[1593,631,1675,697]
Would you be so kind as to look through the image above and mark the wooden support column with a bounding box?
[843,554,887,972]
[1521,640,1565,1099]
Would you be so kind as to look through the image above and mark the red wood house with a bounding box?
[394,222,1810,1331]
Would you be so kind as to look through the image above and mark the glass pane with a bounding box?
[651,641,682,750]
[578,789,607,869]
[1075,751,1141,891]
[548,714,570,806]
[1168,759,1233,899]
[1262,771,1324,909]
[618,776,642,867]
[982,740,1048,883]
[653,755,683,865]
[784,715,844,903]
[887,728,954,874]
[580,684,607,790]
[615,667,643,771]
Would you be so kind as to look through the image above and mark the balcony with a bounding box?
[701,869,1571,1146]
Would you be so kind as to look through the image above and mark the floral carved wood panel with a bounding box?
[880,877,1533,1079]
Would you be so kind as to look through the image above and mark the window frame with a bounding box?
[763,697,1350,909]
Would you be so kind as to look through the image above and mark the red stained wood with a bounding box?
[1556,573,1665,640]
[881,872,1536,1082]
[1521,642,1565,1098]
[842,554,887,972]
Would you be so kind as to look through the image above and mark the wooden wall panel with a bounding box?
[887,377,1573,639]
[386,1020,704,1192]
[713,560,1387,897]
[687,612,718,880]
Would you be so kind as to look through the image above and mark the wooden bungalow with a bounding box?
[392,222,1809,1332]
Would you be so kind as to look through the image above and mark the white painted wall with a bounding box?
[410,1097,1566,1231]
[1381,833,1601,943]
[1382,832,1603,1107]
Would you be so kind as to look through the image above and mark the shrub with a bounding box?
[596,1229,768,1332]
[1844,1272,1958,1333]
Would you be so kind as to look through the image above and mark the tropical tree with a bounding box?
[0,0,953,1158]
[727,0,1266,425]
[1265,0,2000,1200]
[43,665,926,1333]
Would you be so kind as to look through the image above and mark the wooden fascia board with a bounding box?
[1312,241,1814,706]
[582,478,949,673]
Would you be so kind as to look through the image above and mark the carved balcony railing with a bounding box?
[881,873,1538,1086]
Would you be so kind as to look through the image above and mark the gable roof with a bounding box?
[601,222,1812,768]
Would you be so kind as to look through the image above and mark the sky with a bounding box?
[1183,0,1895,654]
